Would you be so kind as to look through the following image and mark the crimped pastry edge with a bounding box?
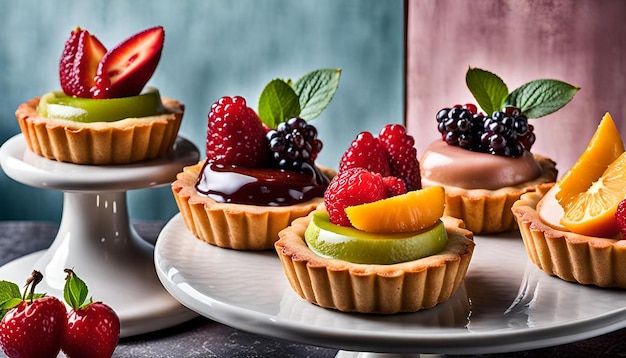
[15,96,183,165]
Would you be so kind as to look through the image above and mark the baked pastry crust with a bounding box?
[15,96,183,165]
[423,154,557,234]
[274,214,475,314]
[172,160,334,251]
[512,183,626,288]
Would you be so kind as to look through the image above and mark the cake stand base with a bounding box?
[0,135,200,337]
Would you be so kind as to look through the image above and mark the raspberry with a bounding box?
[324,167,386,226]
[206,96,269,168]
[382,176,406,197]
[378,124,422,191]
[339,131,391,176]
[615,198,626,238]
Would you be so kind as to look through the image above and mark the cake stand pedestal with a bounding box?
[0,134,200,337]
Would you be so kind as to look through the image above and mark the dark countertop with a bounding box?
[1,220,625,358]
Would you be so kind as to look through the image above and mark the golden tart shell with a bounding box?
[422,154,557,234]
[274,214,475,314]
[15,96,183,165]
[172,160,334,251]
[512,183,626,288]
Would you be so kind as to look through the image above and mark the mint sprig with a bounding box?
[505,79,580,119]
[466,68,508,117]
[258,68,341,128]
[465,67,579,118]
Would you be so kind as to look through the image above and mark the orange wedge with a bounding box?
[345,186,445,233]
[561,151,626,237]
[556,112,624,210]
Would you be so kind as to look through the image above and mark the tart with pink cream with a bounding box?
[16,26,183,165]
[420,68,577,234]
[173,69,340,250]
[512,113,626,288]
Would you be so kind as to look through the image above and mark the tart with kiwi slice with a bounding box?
[512,113,626,288]
[420,68,578,234]
[15,26,183,165]
[275,167,475,314]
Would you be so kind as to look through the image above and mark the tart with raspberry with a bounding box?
[172,70,340,250]
[275,165,475,314]
[512,113,626,288]
[16,26,183,165]
[419,68,577,234]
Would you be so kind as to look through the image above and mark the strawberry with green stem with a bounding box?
[61,269,120,358]
[0,270,67,358]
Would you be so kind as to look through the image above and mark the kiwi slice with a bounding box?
[38,87,165,123]
[304,211,448,264]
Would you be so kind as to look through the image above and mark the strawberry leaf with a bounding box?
[0,280,22,320]
[258,79,301,129]
[505,79,580,119]
[63,269,92,310]
[293,68,341,121]
[466,67,509,116]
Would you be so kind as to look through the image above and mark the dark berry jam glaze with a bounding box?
[195,161,330,206]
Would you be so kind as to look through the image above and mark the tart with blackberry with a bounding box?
[420,68,578,234]
[15,26,183,165]
[275,164,475,314]
[172,69,340,250]
[512,113,626,288]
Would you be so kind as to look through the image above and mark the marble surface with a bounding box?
[1,220,625,357]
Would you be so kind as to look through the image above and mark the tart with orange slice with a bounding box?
[275,167,475,313]
[512,112,626,288]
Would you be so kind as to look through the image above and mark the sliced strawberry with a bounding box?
[91,26,164,99]
[59,27,107,98]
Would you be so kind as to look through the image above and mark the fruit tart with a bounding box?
[15,26,183,165]
[419,68,578,234]
[172,69,340,250]
[512,112,626,288]
[275,166,475,314]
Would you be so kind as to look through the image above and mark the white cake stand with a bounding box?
[0,134,200,337]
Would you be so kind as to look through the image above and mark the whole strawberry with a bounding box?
[61,269,120,358]
[339,131,391,176]
[0,271,67,358]
[206,95,270,168]
[378,124,422,191]
[324,167,387,226]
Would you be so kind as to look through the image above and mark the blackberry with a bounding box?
[266,117,323,171]
[436,104,535,158]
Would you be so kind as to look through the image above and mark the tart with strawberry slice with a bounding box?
[275,165,475,314]
[15,26,183,165]
[172,70,340,250]
[419,68,578,234]
[512,112,626,288]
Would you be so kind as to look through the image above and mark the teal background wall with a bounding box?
[0,0,405,221]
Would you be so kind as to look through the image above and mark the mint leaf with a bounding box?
[63,269,91,310]
[466,67,509,116]
[505,79,580,119]
[258,79,301,128]
[293,68,341,121]
[0,280,22,320]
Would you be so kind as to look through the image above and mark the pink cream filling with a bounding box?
[420,140,542,190]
